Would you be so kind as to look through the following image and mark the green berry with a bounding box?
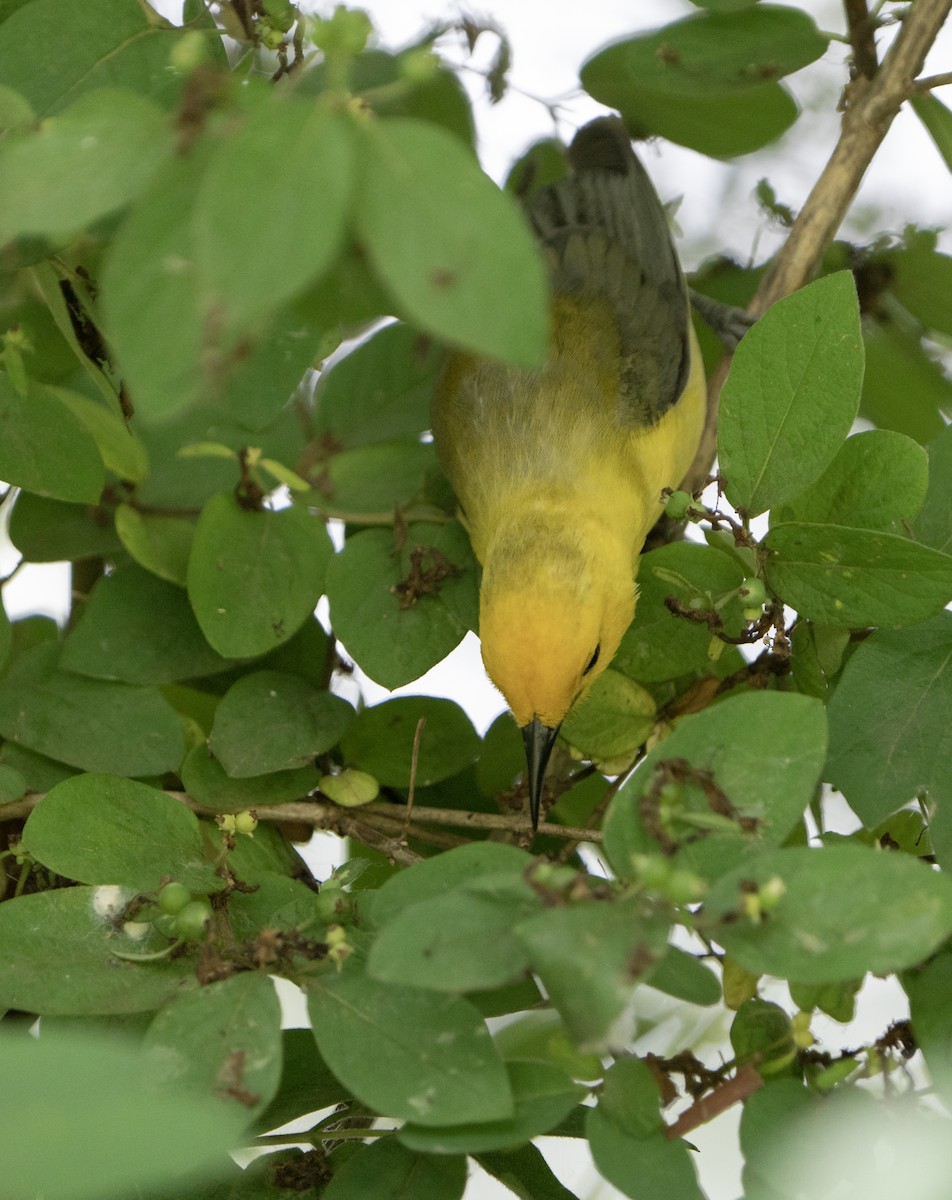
[234,810,258,836]
[739,577,768,609]
[664,489,694,520]
[175,899,213,941]
[158,881,191,916]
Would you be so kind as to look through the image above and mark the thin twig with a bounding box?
[402,717,426,838]
[2,791,603,844]
[915,69,952,91]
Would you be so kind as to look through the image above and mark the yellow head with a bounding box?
[478,511,636,730]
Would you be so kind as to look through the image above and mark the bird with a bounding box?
[431,115,707,830]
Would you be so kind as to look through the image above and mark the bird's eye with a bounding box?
[583,644,601,675]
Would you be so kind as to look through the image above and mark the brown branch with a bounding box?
[753,0,952,315]
[844,0,879,80]
[2,791,603,845]
[915,69,952,91]
[682,0,952,495]
[664,1063,763,1140]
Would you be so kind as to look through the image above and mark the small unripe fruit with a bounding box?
[175,899,213,941]
[158,881,192,916]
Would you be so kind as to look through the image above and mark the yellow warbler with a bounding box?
[432,117,707,828]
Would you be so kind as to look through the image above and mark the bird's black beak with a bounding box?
[522,718,561,831]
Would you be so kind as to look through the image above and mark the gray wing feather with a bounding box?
[526,117,691,426]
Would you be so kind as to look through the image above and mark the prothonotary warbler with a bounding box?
[432,116,708,829]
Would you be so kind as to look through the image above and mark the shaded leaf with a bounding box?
[62,563,229,684]
[0,642,184,776]
[340,696,479,788]
[209,670,354,777]
[826,612,952,832]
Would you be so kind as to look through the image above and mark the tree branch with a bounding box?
[844,0,879,80]
[753,0,952,314]
[682,0,952,494]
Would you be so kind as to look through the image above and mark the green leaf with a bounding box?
[180,743,321,811]
[8,493,121,562]
[115,503,194,586]
[0,88,173,242]
[914,423,952,554]
[581,6,826,158]
[790,620,850,699]
[188,495,332,657]
[340,696,479,787]
[100,155,204,421]
[0,886,196,1014]
[216,299,328,430]
[51,387,149,483]
[399,1060,587,1153]
[603,691,826,875]
[321,440,436,515]
[0,0,191,115]
[0,377,104,502]
[764,522,952,627]
[0,1029,239,1200]
[307,969,512,1126]
[904,947,952,1101]
[587,1107,702,1200]
[561,669,655,763]
[0,743,74,792]
[774,430,929,534]
[144,973,282,1123]
[253,1027,350,1134]
[368,873,543,993]
[515,897,670,1051]
[354,118,547,365]
[321,1138,466,1200]
[313,322,441,449]
[888,238,952,337]
[0,600,9,670]
[911,93,952,173]
[0,643,184,776]
[730,998,795,1073]
[371,842,534,923]
[326,523,478,689]
[209,670,354,776]
[648,944,721,1006]
[0,761,26,804]
[194,99,351,334]
[477,1143,583,1200]
[62,563,229,684]
[598,1058,663,1138]
[22,773,222,892]
[706,845,952,982]
[616,541,746,682]
[860,316,950,444]
[826,613,952,831]
[719,272,863,515]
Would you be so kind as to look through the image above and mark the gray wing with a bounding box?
[526,117,691,426]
